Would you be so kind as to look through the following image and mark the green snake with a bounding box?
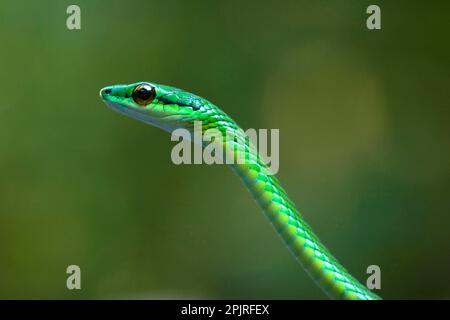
[100,82,381,300]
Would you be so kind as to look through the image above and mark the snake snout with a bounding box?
[100,87,113,99]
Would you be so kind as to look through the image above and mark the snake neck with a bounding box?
[195,116,380,299]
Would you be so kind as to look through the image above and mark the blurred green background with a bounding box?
[0,0,449,299]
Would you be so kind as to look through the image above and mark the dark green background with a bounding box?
[0,1,449,299]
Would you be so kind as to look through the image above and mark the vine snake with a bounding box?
[100,82,381,300]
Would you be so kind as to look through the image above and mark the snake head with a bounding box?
[100,82,210,133]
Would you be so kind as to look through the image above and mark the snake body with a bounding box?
[100,82,381,300]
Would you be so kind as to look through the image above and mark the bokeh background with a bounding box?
[0,0,449,299]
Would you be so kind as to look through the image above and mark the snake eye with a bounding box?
[132,84,156,106]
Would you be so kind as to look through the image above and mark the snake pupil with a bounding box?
[132,84,155,106]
